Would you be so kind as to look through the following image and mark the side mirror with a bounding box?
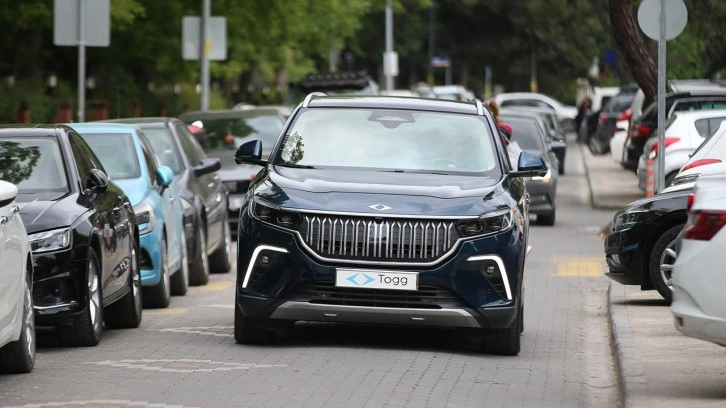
[234,140,267,166]
[193,157,221,177]
[508,152,549,178]
[0,180,18,204]
[156,165,174,187]
[87,169,109,192]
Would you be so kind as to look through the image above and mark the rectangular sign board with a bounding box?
[182,16,227,61]
[54,0,110,47]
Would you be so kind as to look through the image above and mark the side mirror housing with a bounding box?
[87,169,109,192]
[156,165,174,187]
[192,158,221,177]
[234,140,267,166]
[508,152,549,178]
[0,180,18,204]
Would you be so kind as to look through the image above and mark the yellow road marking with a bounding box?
[201,281,234,292]
[554,257,603,277]
[146,307,189,316]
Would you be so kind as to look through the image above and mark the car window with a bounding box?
[69,132,104,185]
[694,117,726,138]
[499,116,546,151]
[501,99,550,109]
[0,136,69,193]
[142,127,184,174]
[177,124,205,165]
[278,108,500,176]
[181,114,283,153]
[77,132,141,180]
[138,132,160,186]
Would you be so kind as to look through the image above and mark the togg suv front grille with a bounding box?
[297,214,459,263]
[286,281,467,310]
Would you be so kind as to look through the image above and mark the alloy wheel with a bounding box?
[131,247,142,315]
[88,261,101,330]
[659,239,678,289]
[23,280,35,361]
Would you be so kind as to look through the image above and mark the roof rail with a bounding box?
[302,92,327,108]
[473,99,484,116]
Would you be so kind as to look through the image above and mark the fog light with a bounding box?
[259,255,270,265]
[479,261,499,278]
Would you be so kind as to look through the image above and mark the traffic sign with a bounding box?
[431,56,450,68]
[182,16,227,61]
[637,0,687,41]
[54,0,110,46]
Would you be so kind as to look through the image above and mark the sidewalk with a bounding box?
[580,143,726,408]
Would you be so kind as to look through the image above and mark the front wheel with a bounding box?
[105,240,142,329]
[143,236,171,308]
[188,227,209,286]
[234,304,274,345]
[0,269,36,373]
[209,219,232,274]
[648,225,682,303]
[58,249,103,347]
[478,311,522,356]
[170,229,189,296]
[536,209,556,226]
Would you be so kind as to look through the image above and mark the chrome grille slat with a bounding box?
[299,214,458,263]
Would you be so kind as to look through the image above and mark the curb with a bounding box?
[578,142,638,211]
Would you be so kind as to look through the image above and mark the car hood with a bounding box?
[253,167,511,217]
[16,192,86,234]
[113,177,149,207]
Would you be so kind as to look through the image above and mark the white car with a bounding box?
[637,110,726,190]
[664,121,726,193]
[672,173,726,346]
[493,92,578,131]
[610,119,630,164]
[0,180,35,374]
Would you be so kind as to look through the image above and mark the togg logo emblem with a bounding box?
[368,204,391,212]
[346,273,376,286]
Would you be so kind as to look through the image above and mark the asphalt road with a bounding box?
[0,144,621,408]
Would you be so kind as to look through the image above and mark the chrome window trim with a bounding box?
[242,245,289,288]
[466,254,512,300]
[474,99,484,116]
[302,92,327,108]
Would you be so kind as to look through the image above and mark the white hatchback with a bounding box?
[0,180,35,374]
[665,121,726,193]
[672,173,726,346]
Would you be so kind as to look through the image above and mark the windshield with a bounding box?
[186,114,283,153]
[276,108,500,175]
[0,137,69,193]
[142,128,183,174]
[78,133,141,180]
[500,117,546,151]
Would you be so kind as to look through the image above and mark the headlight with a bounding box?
[532,168,552,183]
[133,200,156,234]
[29,228,71,253]
[613,210,649,228]
[456,209,513,237]
[250,199,301,230]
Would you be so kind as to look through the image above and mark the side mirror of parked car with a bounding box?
[192,158,222,177]
[87,169,109,192]
[508,152,549,178]
[156,166,174,187]
[234,140,267,166]
[0,180,18,204]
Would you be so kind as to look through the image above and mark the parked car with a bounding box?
[589,91,636,155]
[493,92,578,131]
[604,185,691,301]
[499,111,559,225]
[103,118,230,285]
[233,94,549,355]
[179,107,289,234]
[0,180,35,373]
[0,126,141,346]
[501,106,567,174]
[672,173,726,346]
[283,71,379,106]
[610,108,632,164]
[666,121,726,191]
[636,110,726,191]
[432,85,474,101]
[71,123,188,308]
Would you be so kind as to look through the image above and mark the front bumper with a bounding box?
[139,228,163,287]
[525,180,555,215]
[32,248,86,324]
[604,227,646,286]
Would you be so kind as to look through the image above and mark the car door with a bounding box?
[0,183,22,335]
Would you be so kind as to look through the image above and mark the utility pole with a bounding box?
[200,0,211,111]
[530,33,538,92]
[77,0,86,122]
[427,3,435,85]
[384,0,394,91]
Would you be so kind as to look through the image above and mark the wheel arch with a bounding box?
[641,214,687,287]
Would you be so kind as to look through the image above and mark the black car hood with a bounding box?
[16,192,86,234]
[254,167,511,217]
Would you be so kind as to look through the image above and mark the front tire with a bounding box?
[105,241,142,329]
[0,269,36,373]
[648,225,682,303]
[479,311,522,356]
[58,249,103,347]
[536,209,556,226]
[170,229,189,296]
[209,219,232,274]
[234,304,273,345]
[188,227,209,286]
[143,236,171,308]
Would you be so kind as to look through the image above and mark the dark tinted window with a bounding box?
[499,116,546,151]
[69,132,103,186]
[694,117,726,138]
[0,136,69,192]
[138,132,160,186]
[181,113,283,152]
[142,127,183,174]
[78,133,141,180]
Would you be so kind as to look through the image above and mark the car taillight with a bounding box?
[682,158,722,172]
[648,137,681,159]
[683,210,726,240]
[599,112,607,125]
[629,124,651,139]
[617,108,632,122]
[686,193,695,211]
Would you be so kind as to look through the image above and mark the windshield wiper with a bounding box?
[275,163,316,169]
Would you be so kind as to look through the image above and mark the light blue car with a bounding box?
[69,123,188,308]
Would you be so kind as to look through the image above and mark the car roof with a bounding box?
[672,109,726,119]
[0,124,68,137]
[102,117,175,128]
[306,95,481,115]
[179,108,286,120]
[67,122,139,133]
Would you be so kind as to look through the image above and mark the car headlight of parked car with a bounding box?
[29,227,71,253]
[133,200,156,234]
[613,209,649,230]
[531,168,552,183]
[250,199,301,230]
[456,209,513,238]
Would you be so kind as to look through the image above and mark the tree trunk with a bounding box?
[609,0,657,103]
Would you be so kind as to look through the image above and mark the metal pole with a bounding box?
[77,0,86,122]
[656,0,666,193]
[427,3,435,85]
[530,34,537,92]
[200,0,210,111]
[385,0,393,91]
[445,62,451,85]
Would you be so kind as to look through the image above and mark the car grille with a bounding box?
[297,214,459,263]
[287,281,467,309]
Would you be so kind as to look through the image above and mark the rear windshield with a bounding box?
[79,133,141,180]
[499,116,546,151]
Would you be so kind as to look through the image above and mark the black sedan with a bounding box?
[0,126,142,346]
[604,187,690,302]
[103,117,231,285]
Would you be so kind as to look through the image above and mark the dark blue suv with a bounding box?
[233,94,547,355]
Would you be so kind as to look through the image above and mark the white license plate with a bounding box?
[228,197,244,211]
[335,269,418,291]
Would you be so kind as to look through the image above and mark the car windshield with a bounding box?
[0,137,69,193]
[607,95,635,113]
[78,133,141,180]
[276,108,500,175]
[141,128,183,174]
[500,117,546,151]
[185,114,283,152]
